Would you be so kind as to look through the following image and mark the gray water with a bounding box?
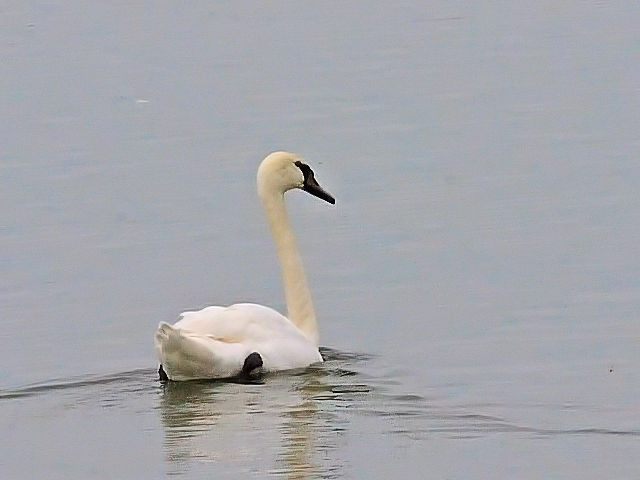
[1,1,639,478]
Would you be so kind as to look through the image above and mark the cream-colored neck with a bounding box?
[259,188,319,345]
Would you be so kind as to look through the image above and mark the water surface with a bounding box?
[1,1,639,478]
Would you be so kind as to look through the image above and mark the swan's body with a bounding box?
[154,151,335,381]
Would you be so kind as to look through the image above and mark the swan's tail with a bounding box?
[154,322,183,357]
[154,322,249,381]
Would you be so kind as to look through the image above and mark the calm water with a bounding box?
[1,1,639,478]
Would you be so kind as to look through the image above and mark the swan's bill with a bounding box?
[303,180,335,204]
[295,161,336,204]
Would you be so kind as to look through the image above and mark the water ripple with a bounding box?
[0,368,156,401]
[2,349,637,450]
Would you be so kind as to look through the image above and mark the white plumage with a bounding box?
[154,151,335,380]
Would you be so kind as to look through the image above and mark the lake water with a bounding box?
[1,1,639,478]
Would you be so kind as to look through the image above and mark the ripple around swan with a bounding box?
[1,349,637,480]
[0,368,156,401]
[2,348,637,449]
[147,347,639,478]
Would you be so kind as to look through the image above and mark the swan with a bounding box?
[154,151,335,381]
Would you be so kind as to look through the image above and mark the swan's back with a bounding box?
[174,303,310,342]
[155,303,322,380]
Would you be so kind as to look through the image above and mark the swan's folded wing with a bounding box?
[172,303,305,344]
[155,322,250,380]
[173,306,227,335]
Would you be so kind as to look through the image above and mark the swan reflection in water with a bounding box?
[158,348,372,478]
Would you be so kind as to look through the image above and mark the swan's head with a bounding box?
[257,151,335,204]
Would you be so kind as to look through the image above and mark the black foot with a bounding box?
[158,364,168,381]
[241,352,263,375]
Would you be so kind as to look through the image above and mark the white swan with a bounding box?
[154,151,335,381]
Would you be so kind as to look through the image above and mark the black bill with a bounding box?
[295,161,336,204]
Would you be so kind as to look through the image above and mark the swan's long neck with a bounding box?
[259,188,319,345]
